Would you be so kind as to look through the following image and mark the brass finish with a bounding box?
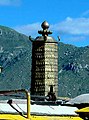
[31,21,58,98]
[38,21,52,40]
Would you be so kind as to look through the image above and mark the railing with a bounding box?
[0,89,30,119]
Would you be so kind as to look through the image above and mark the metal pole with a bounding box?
[26,90,30,119]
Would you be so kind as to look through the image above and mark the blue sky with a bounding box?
[0,0,89,47]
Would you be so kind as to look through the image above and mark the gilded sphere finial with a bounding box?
[41,21,49,30]
[38,21,52,39]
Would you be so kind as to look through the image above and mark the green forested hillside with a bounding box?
[0,25,89,98]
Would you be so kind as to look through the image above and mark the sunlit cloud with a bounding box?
[0,0,21,6]
[51,17,89,35]
[14,22,41,37]
[15,17,89,36]
[14,17,89,46]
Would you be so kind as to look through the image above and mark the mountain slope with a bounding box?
[58,44,89,98]
[0,25,32,91]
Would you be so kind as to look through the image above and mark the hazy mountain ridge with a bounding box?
[0,25,89,98]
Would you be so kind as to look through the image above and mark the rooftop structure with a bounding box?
[30,21,59,100]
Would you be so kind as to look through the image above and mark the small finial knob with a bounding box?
[41,21,49,30]
[38,21,52,40]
